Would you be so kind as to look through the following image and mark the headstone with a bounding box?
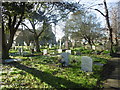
[60,52,70,66]
[24,41,27,46]
[49,44,52,48]
[34,48,37,51]
[92,45,96,50]
[18,48,23,55]
[81,56,93,72]
[58,49,62,53]
[43,49,47,55]
[30,42,34,54]
[40,45,42,48]
[66,50,71,54]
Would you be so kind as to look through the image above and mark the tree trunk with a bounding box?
[65,40,69,49]
[34,36,40,52]
[104,0,114,54]
[88,39,92,49]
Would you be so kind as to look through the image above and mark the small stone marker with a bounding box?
[49,44,52,48]
[92,45,96,50]
[60,52,70,66]
[43,49,47,55]
[66,50,71,54]
[58,49,62,53]
[5,59,22,63]
[81,56,93,72]
[18,48,23,55]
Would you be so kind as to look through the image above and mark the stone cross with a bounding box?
[81,56,93,72]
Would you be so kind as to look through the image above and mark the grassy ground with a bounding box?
[1,52,111,89]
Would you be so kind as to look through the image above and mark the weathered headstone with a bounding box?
[58,49,62,53]
[60,52,70,66]
[66,50,71,54]
[43,49,47,55]
[81,56,93,72]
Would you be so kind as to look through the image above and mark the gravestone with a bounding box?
[40,45,42,48]
[66,50,71,54]
[43,49,47,55]
[18,48,23,55]
[81,56,93,72]
[30,42,34,54]
[58,49,62,53]
[60,52,70,66]
[49,44,52,48]
[92,45,96,50]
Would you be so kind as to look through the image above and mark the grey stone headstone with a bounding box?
[81,56,93,72]
[43,49,47,55]
[61,52,70,66]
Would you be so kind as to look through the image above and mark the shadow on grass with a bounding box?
[10,62,85,89]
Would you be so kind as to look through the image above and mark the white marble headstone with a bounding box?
[92,45,96,50]
[43,49,47,55]
[81,56,93,72]
[49,44,52,48]
[61,52,70,66]
[58,49,62,53]
[66,50,71,54]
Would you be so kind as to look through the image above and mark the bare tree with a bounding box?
[94,0,114,54]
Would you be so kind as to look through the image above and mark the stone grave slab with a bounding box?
[5,59,22,63]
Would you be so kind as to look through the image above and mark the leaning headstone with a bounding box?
[81,56,93,72]
[60,52,70,66]
[66,50,71,54]
[58,49,62,53]
[43,49,47,55]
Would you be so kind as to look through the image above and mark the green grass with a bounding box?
[1,53,110,89]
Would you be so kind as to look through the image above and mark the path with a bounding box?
[102,57,120,90]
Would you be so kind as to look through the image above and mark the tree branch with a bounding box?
[94,9,106,17]
[22,23,34,33]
